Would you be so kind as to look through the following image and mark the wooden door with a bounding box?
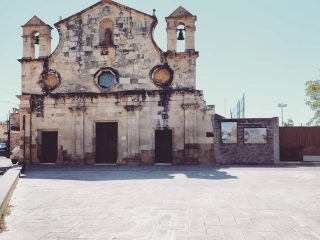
[155,129,172,164]
[41,131,58,163]
[95,122,118,164]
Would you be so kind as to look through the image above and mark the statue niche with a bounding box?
[99,18,114,47]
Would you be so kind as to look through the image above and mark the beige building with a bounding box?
[18,0,214,165]
[0,122,8,143]
[9,109,20,151]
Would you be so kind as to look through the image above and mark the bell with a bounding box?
[34,35,40,45]
[177,29,185,41]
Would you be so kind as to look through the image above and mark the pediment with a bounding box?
[55,0,154,27]
[168,6,194,18]
[23,15,52,29]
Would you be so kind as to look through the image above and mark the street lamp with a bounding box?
[278,103,287,126]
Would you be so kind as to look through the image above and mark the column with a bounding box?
[185,26,196,50]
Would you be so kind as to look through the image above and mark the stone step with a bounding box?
[125,158,141,166]
[184,158,199,165]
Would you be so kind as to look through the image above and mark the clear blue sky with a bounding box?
[0,0,319,125]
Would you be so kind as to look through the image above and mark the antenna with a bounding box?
[231,93,245,119]
[224,98,227,117]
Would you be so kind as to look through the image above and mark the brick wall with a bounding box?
[214,117,279,164]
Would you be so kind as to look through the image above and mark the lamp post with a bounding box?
[278,103,287,126]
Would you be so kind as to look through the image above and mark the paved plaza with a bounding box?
[1,165,320,240]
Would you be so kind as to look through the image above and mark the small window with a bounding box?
[206,132,214,138]
[244,128,267,144]
[221,122,237,144]
[98,72,116,89]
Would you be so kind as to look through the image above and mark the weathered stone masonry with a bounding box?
[18,0,214,165]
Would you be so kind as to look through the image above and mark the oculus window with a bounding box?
[39,69,61,92]
[244,128,267,144]
[221,122,237,144]
[44,73,59,90]
[150,64,174,87]
[98,72,116,89]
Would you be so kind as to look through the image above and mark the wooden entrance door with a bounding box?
[95,122,118,164]
[41,131,58,163]
[155,129,172,164]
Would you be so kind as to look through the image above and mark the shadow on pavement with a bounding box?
[21,165,238,181]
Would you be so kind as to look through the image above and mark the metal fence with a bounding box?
[280,127,320,161]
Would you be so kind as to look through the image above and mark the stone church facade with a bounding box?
[18,0,214,165]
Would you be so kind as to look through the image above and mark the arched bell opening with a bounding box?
[32,32,40,59]
[176,24,186,52]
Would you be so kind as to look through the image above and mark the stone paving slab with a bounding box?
[1,165,320,239]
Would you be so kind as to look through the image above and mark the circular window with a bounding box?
[40,69,61,92]
[151,65,174,87]
[98,72,116,89]
[44,73,59,90]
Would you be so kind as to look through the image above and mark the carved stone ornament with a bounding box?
[124,105,143,112]
[181,103,200,110]
[69,106,87,112]
[102,6,111,15]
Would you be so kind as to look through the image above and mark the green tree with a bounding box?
[305,80,320,126]
[283,118,294,126]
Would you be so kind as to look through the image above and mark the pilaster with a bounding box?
[182,103,199,164]
[69,105,87,162]
[124,105,142,164]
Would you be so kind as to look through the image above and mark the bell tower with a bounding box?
[21,16,52,59]
[166,6,197,52]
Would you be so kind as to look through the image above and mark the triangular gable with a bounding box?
[22,15,53,29]
[55,0,154,26]
[167,6,194,18]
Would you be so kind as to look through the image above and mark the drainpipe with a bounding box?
[7,111,10,157]
[183,93,186,163]
[82,106,85,163]
[22,115,26,173]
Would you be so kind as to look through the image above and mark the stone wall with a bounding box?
[21,1,197,95]
[214,117,279,164]
[20,90,214,165]
[10,131,20,152]
[18,1,214,165]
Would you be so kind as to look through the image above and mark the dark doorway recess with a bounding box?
[155,129,173,164]
[96,122,118,164]
[41,131,58,163]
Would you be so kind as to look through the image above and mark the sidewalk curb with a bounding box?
[0,167,21,217]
